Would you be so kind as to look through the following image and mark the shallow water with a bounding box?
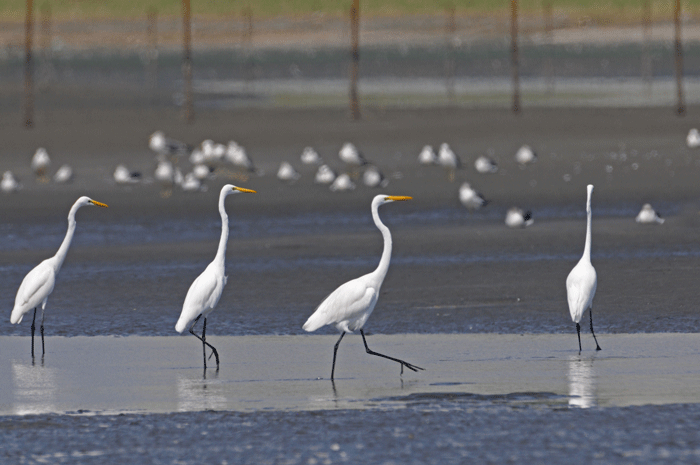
[1,334,699,464]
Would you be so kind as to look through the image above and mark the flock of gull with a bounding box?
[1,126,680,228]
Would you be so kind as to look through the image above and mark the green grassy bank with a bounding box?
[0,0,698,22]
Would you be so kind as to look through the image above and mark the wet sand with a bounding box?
[2,333,699,415]
[2,104,700,463]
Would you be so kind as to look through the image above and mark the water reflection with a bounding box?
[567,356,596,408]
[12,360,57,415]
[176,371,226,412]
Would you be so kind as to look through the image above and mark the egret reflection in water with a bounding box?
[176,372,226,412]
[12,360,57,415]
[568,356,597,408]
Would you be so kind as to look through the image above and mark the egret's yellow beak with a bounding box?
[386,195,412,202]
[90,200,109,208]
[234,187,256,194]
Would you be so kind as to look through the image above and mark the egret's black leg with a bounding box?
[189,315,220,369]
[40,310,45,356]
[589,309,601,351]
[360,330,424,375]
[331,332,345,381]
[576,323,582,353]
[201,317,207,367]
[30,308,37,358]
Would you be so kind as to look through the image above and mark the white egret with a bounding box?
[474,155,498,174]
[687,129,700,148]
[303,195,424,380]
[515,145,537,165]
[301,147,322,165]
[277,162,301,182]
[329,173,356,192]
[505,207,534,228]
[1,171,21,193]
[10,197,108,357]
[566,184,601,352]
[31,148,51,182]
[315,165,336,184]
[635,203,664,224]
[459,183,488,211]
[418,145,437,165]
[175,184,256,369]
[149,131,190,158]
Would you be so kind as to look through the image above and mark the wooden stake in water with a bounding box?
[182,0,194,123]
[349,0,360,120]
[674,0,685,115]
[24,0,34,128]
[510,0,520,114]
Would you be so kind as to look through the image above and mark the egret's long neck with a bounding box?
[372,201,393,282]
[583,195,592,261]
[213,192,229,265]
[54,203,80,271]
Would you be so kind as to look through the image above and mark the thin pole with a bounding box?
[544,2,554,96]
[510,0,520,114]
[24,0,34,128]
[445,4,456,103]
[641,1,652,93]
[182,0,194,123]
[674,0,685,115]
[349,0,360,120]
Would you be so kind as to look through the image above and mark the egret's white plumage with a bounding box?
[687,129,700,148]
[418,145,437,165]
[10,196,108,357]
[303,195,423,380]
[515,145,537,165]
[314,164,336,184]
[329,173,356,192]
[339,142,367,166]
[635,203,664,224]
[459,183,488,211]
[31,148,51,181]
[505,207,533,228]
[301,147,322,165]
[277,162,301,182]
[566,184,601,352]
[175,184,256,368]
[53,165,73,184]
[1,171,21,193]
[474,155,498,174]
